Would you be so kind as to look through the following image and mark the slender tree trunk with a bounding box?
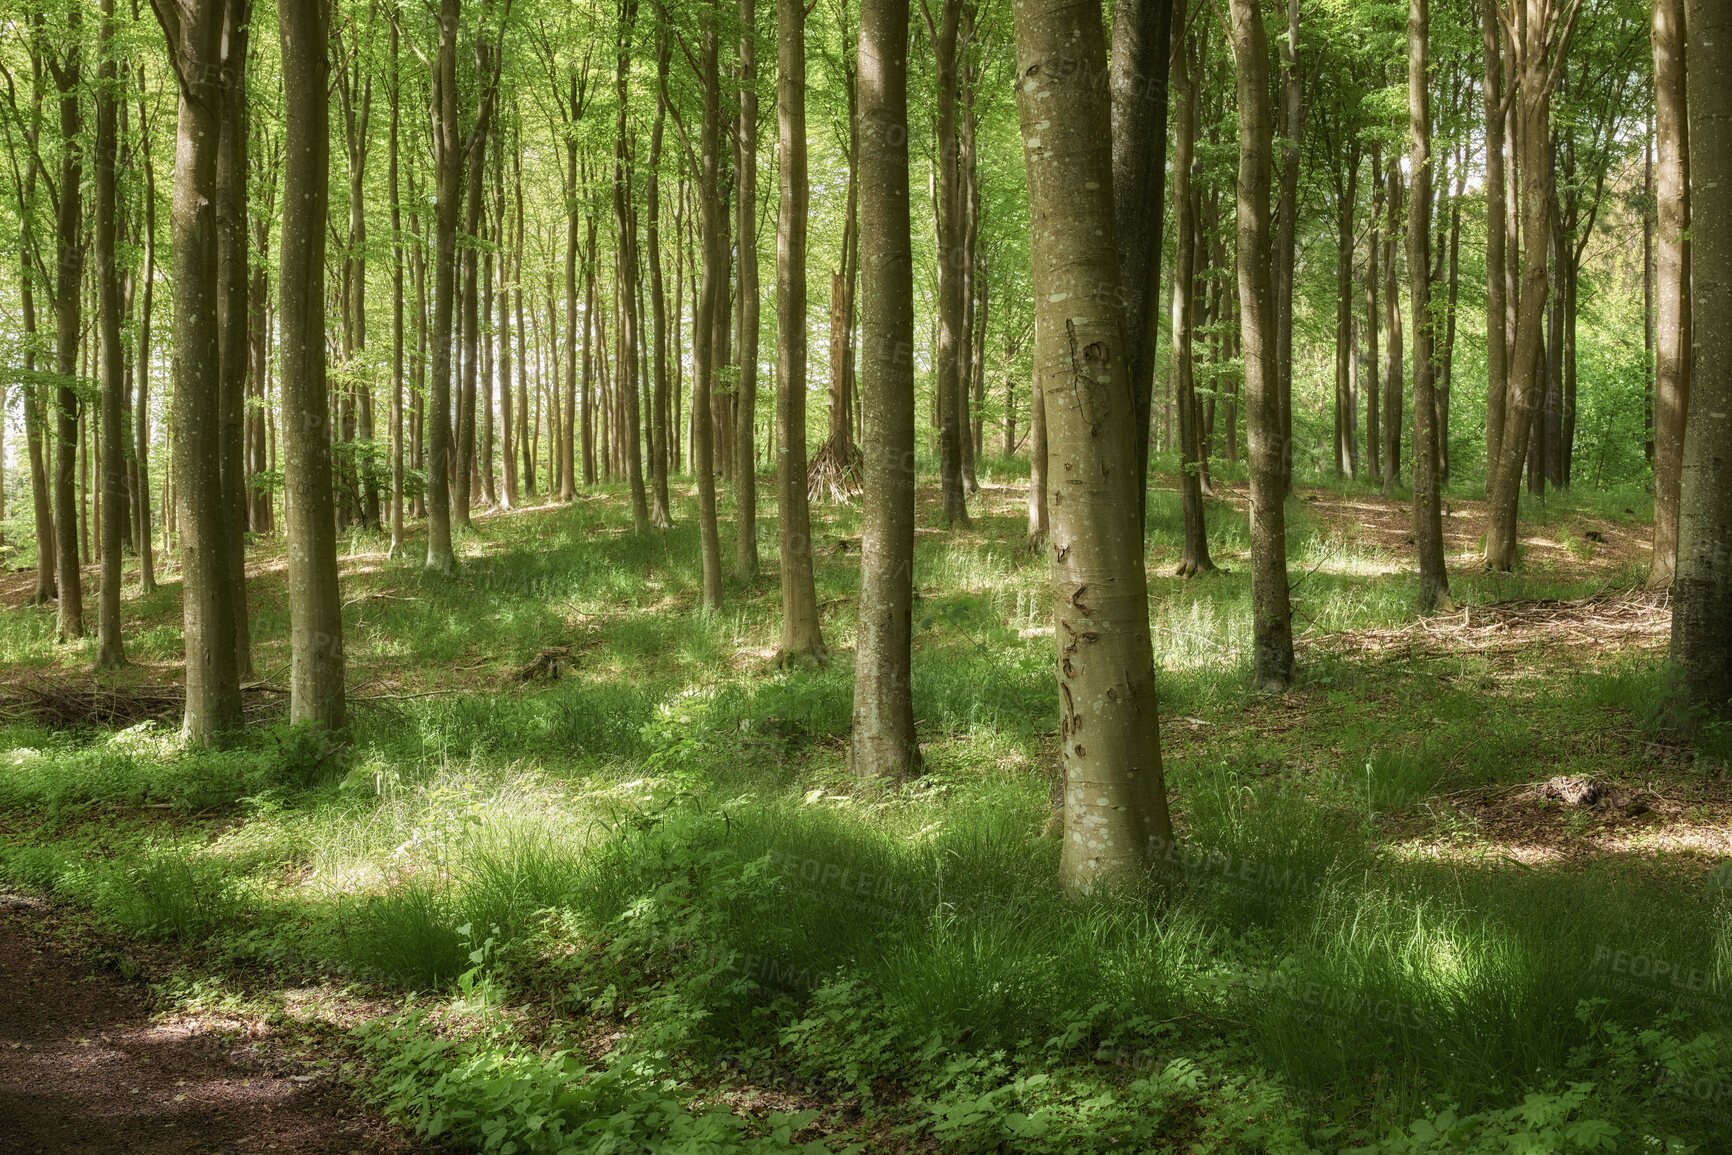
[1440,157,1463,483]
[1383,153,1404,496]
[495,118,514,511]
[1110,0,1174,530]
[1651,0,1689,589]
[1228,0,1294,690]
[1272,0,1302,493]
[1408,0,1447,611]
[775,0,825,663]
[613,0,650,531]
[932,0,968,526]
[135,81,157,593]
[1027,363,1048,542]
[692,1,726,610]
[425,0,462,573]
[277,0,345,728]
[155,0,243,737]
[1012,0,1176,891]
[1482,0,1509,492]
[388,18,406,554]
[1170,1,1212,576]
[51,27,84,642]
[646,34,673,527]
[851,0,921,777]
[96,0,125,667]
[1334,145,1360,477]
[1366,150,1382,481]
[216,0,252,680]
[1672,0,1732,721]
[734,0,762,570]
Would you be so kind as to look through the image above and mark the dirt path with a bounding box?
[0,895,425,1154]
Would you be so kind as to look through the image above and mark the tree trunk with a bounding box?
[692,1,726,611]
[1027,363,1048,542]
[1366,150,1382,481]
[96,0,126,667]
[1272,0,1302,494]
[775,0,825,663]
[1012,0,1176,892]
[51,26,84,642]
[1229,0,1294,691]
[135,75,157,593]
[1408,0,1448,612]
[932,0,968,526]
[155,0,243,737]
[216,0,252,680]
[1651,0,1689,589]
[388,18,406,554]
[646,34,673,527]
[1334,144,1360,478]
[1110,0,1174,530]
[1383,153,1404,496]
[851,0,921,777]
[1482,0,1509,491]
[735,0,761,570]
[1672,0,1732,721]
[425,0,461,573]
[277,0,346,730]
[1170,0,1212,577]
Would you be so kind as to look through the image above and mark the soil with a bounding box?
[0,895,424,1155]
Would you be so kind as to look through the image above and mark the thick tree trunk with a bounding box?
[277,0,346,730]
[851,0,921,777]
[1672,0,1732,720]
[1027,364,1048,542]
[1110,0,1174,530]
[692,2,726,610]
[775,0,825,664]
[1012,0,1176,892]
[96,0,125,667]
[1651,0,1689,589]
[735,0,761,569]
[1228,0,1295,690]
[1169,0,1212,576]
[1408,0,1447,612]
[155,0,243,737]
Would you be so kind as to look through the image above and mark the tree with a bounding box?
[426,0,463,573]
[216,0,252,680]
[1649,0,1688,589]
[1228,0,1295,690]
[613,0,650,532]
[691,0,726,611]
[278,0,347,730]
[775,0,825,665]
[1671,0,1731,719]
[48,13,83,643]
[1482,0,1582,572]
[1408,0,1447,612]
[153,0,244,738]
[95,0,125,668]
[929,0,968,527]
[1168,0,1212,577]
[735,0,761,573]
[1109,0,1173,530]
[1011,0,1176,891]
[850,0,921,778]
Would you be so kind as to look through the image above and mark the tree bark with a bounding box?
[1169,0,1212,577]
[153,0,243,738]
[735,0,761,569]
[1482,0,1509,492]
[613,0,651,531]
[647,33,673,527]
[277,0,346,730]
[931,0,968,526]
[1383,152,1404,496]
[216,0,252,680]
[96,0,125,667]
[135,74,157,593]
[1012,0,1176,892]
[692,0,726,611]
[1333,143,1360,478]
[425,0,462,573]
[50,23,83,642]
[1408,0,1448,612]
[1228,0,1295,690]
[1651,0,1689,589]
[1110,0,1173,530]
[1027,363,1048,543]
[388,17,406,554]
[1272,0,1302,493]
[851,0,921,777]
[1671,0,1732,721]
[775,0,825,664]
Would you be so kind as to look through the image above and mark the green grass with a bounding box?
[0,472,1723,1152]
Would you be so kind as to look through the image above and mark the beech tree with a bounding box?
[1650,0,1688,589]
[94,0,123,668]
[1012,0,1175,890]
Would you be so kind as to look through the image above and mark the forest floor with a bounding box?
[1,455,1728,1154]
